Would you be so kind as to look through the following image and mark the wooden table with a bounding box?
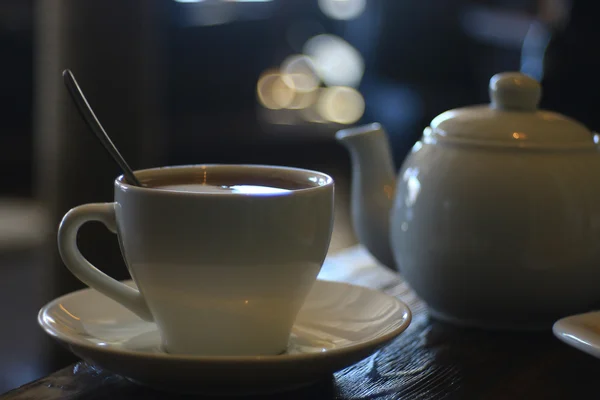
[2,245,600,399]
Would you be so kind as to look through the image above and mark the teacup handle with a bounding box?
[57,203,153,321]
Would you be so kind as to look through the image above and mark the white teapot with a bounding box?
[336,72,600,330]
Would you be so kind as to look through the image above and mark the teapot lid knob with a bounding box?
[489,72,541,112]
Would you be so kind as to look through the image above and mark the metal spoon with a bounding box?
[62,69,143,187]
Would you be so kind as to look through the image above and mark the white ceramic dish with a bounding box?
[553,311,600,359]
[38,279,411,395]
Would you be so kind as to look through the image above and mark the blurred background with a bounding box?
[0,0,596,393]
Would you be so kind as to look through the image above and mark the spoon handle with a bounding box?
[62,69,143,187]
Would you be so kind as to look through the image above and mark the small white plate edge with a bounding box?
[553,311,600,359]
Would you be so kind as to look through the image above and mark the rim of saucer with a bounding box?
[38,279,412,364]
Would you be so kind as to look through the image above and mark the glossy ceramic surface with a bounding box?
[553,311,600,359]
[429,73,592,148]
[337,72,600,329]
[38,279,412,395]
[57,165,334,356]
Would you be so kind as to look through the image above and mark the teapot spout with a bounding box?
[336,123,397,269]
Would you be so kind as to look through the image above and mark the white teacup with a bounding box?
[57,165,334,356]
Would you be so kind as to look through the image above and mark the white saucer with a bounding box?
[38,279,411,395]
[553,311,600,359]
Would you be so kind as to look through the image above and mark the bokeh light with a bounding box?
[301,106,328,124]
[257,31,367,125]
[288,90,318,110]
[298,89,327,123]
[280,55,320,93]
[303,34,364,88]
[317,86,365,124]
[318,0,366,20]
[256,70,295,110]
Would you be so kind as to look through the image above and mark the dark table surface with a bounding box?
[3,244,600,400]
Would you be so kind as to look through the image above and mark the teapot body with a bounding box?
[337,73,600,330]
[391,138,600,329]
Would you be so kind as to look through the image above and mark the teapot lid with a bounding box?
[429,72,595,150]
